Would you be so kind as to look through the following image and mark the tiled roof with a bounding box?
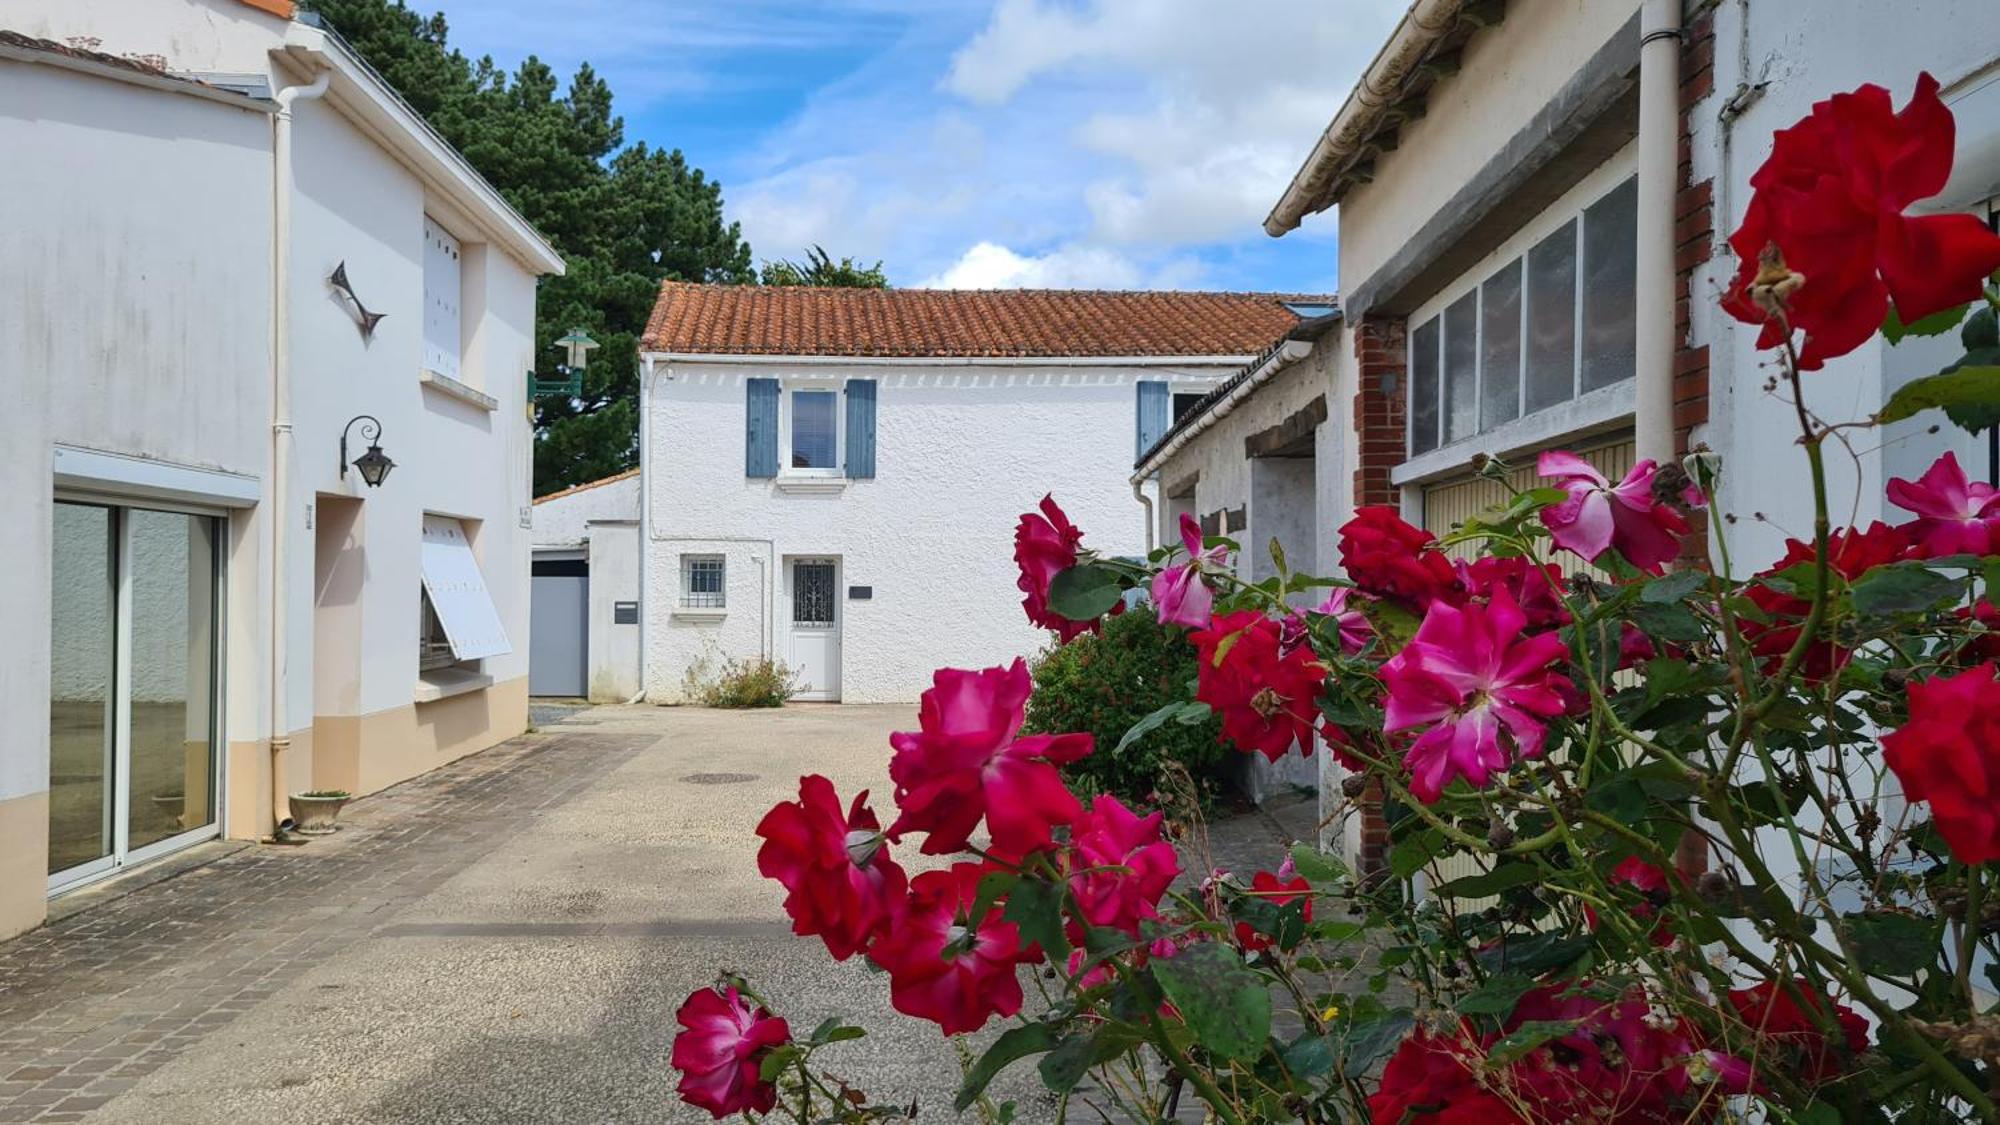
[641,282,1336,359]
[533,467,639,504]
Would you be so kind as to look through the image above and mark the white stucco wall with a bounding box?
[0,57,274,807]
[0,0,290,76]
[643,359,1241,704]
[584,521,643,702]
[532,473,640,549]
[284,92,538,725]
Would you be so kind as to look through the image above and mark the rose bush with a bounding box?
[672,73,2000,1123]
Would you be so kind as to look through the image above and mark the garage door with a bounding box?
[530,572,588,697]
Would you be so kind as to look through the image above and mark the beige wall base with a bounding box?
[223,725,315,840]
[312,676,528,799]
[0,792,50,942]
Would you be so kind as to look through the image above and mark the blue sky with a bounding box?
[444,1,1402,293]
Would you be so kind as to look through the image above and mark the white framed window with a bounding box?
[681,555,726,609]
[780,385,843,475]
[422,216,463,381]
[1407,175,1637,456]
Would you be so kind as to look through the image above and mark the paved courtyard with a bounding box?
[0,705,1316,1124]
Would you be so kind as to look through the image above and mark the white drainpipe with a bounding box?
[269,67,330,835]
[1634,0,1683,467]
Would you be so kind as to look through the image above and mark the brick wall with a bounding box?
[1674,3,1716,874]
[1349,315,1407,876]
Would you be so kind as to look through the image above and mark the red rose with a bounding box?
[868,863,1035,1035]
[670,985,792,1118]
[1190,611,1324,762]
[1338,506,1459,609]
[1233,870,1312,952]
[1369,1025,1522,1124]
[1066,794,1179,936]
[887,660,1094,857]
[1722,72,2000,370]
[754,775,907,961]
[1742,521,1907,679]
[1881,662,2000,864]
[1726,979,1870,1083]
[1014,494,1115,642]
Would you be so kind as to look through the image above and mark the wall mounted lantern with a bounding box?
[528,328,599,398]
[339,415,395,487]
[328,261,387,341]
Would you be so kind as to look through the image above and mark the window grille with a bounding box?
[682,556,726,608]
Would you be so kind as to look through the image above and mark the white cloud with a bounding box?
[921,242,1135,288]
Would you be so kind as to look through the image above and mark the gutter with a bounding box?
[640,351,1255,370]
[1130,338,1317,487]
[1264,0,1465,236]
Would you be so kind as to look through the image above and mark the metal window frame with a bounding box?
[681,554,726,609]
[47,495,227,897]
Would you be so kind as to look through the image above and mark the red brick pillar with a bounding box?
[1674,5,1717,878]
[1350,315,1407,876]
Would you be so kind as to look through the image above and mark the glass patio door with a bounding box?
[48,501,221,892]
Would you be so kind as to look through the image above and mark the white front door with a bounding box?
[786,558,840,701]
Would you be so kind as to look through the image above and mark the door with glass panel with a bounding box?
[786,558,841,702]
[48,501,221,892]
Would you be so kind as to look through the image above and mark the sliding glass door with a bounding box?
[48,501,221,891]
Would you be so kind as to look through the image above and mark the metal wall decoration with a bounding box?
[328,261,387,341]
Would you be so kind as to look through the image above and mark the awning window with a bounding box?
[419,515,512,660]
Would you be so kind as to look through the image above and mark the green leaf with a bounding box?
[1150,943,1272,1062]
[1641,568,1706,604]
[1878,361,2000,426]
[1002,878,1070,962]
[1113,700,1182,754]
[1289,843,1347,885]
[1485,1019,1577,1066]
[1038,1026,1140,1094]
[1388,829,1443,880]
[1627,601,1704,644]
[1046,564,1124,621]
[1964,306,1999,351]
[1433,863,1541,899]
[1882,302,1968,344]
[1476,931,1588,976]
[972,871,1019,929]
[955,1024,1060,1112]
[1337,1010,1414,1076]
[807,1017,866,1046]
[1843,911,1936,977]
[758,1042,804,1082]
[1849,562,1960,617]
[1456,974,1535,1017]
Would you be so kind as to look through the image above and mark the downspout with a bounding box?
[1633,0,1683,466]
[269,67,330,838]
[1133,479,1156,554]
[628,355,654,704]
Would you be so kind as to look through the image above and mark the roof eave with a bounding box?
[1132,312,1343,478]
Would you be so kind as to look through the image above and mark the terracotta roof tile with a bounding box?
[533,467,639,504]
[640,283,1335,359]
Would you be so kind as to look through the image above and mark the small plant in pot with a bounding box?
[288,790,353,835]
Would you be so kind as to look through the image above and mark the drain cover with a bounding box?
[682,772,758,785]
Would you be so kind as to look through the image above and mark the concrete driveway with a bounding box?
[0,704,1315,1124]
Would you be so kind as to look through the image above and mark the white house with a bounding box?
[0,0,561,940]
[1223,0,2000,871]
[529,469,642,702]
[636,283,1326,704]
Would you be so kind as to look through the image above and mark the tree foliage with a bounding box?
[300,1,774,492]
[760,245,889,289]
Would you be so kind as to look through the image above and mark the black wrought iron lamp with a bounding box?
[339,415,395,487]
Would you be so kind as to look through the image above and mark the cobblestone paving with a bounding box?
[0,728,652,1123]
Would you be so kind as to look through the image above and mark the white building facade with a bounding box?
[0,0,561,940]
[529,470,642,702]
[637,284,1321,704]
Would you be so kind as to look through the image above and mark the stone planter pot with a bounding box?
[288,792,352,835]
[151,793,188,831]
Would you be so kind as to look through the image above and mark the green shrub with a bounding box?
[1023,605,1228,807]
[693,657,799,709]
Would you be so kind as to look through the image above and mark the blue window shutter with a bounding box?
[844,379,877,479]
[746,378,779,478]
[1136,381,1169,459]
